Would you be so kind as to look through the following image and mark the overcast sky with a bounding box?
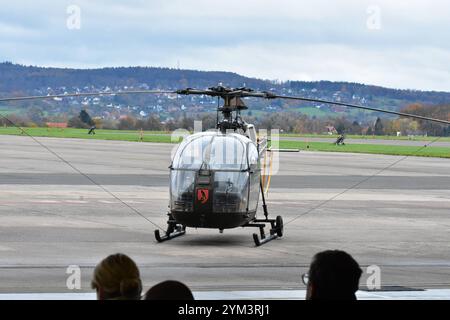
[1,0,449,91]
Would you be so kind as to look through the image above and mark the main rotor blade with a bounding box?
[1,87,448,125]
[0,90,176,103]
[247,92,450,126]
[174,88,450,125]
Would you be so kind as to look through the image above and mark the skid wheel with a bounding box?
[275,216,284,237]
[253,233,261,247]
[154,229,163,242]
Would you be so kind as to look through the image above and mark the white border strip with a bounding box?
[0,289,450,300]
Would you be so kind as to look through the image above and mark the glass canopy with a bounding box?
[170,132,260,214]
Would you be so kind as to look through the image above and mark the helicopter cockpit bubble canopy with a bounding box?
[171,132,256,171]
[170,132,260,223]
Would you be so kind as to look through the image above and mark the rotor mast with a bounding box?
[177,86,251,133]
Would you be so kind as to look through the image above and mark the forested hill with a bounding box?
[0,62,269,92]
[1,62,449,104]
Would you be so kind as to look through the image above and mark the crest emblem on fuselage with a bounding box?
[197,189,209,204]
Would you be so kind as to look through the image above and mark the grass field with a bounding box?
[0,127,176,143]
[280,133,450,142]
[0,126,448,158]
[277,140,450,158]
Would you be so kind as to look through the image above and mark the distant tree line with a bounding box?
[1,103,448,136]
[289,81,450,105]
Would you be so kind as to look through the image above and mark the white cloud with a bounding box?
[177,43,450,91]
[0,0,449,91]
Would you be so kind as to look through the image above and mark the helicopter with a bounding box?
[0,86,449,246]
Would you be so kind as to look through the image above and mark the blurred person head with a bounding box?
[91,253,142,300]
[144,280,194,300]
[303,250,362,300]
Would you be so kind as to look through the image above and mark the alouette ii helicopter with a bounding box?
[0,86,449,246]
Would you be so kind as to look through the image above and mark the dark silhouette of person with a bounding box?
[303,250,362,300]
[91,253,143,300]
[88,126,96,135]
[143,280,194,300]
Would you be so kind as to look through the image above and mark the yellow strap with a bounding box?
[264,150,274,195]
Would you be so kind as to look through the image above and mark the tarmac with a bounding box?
[0,135,449,298]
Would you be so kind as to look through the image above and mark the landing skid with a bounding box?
[154,216,283,246]
[246,178,284,246]
[244,215,284,246]
[154,218,186,243]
